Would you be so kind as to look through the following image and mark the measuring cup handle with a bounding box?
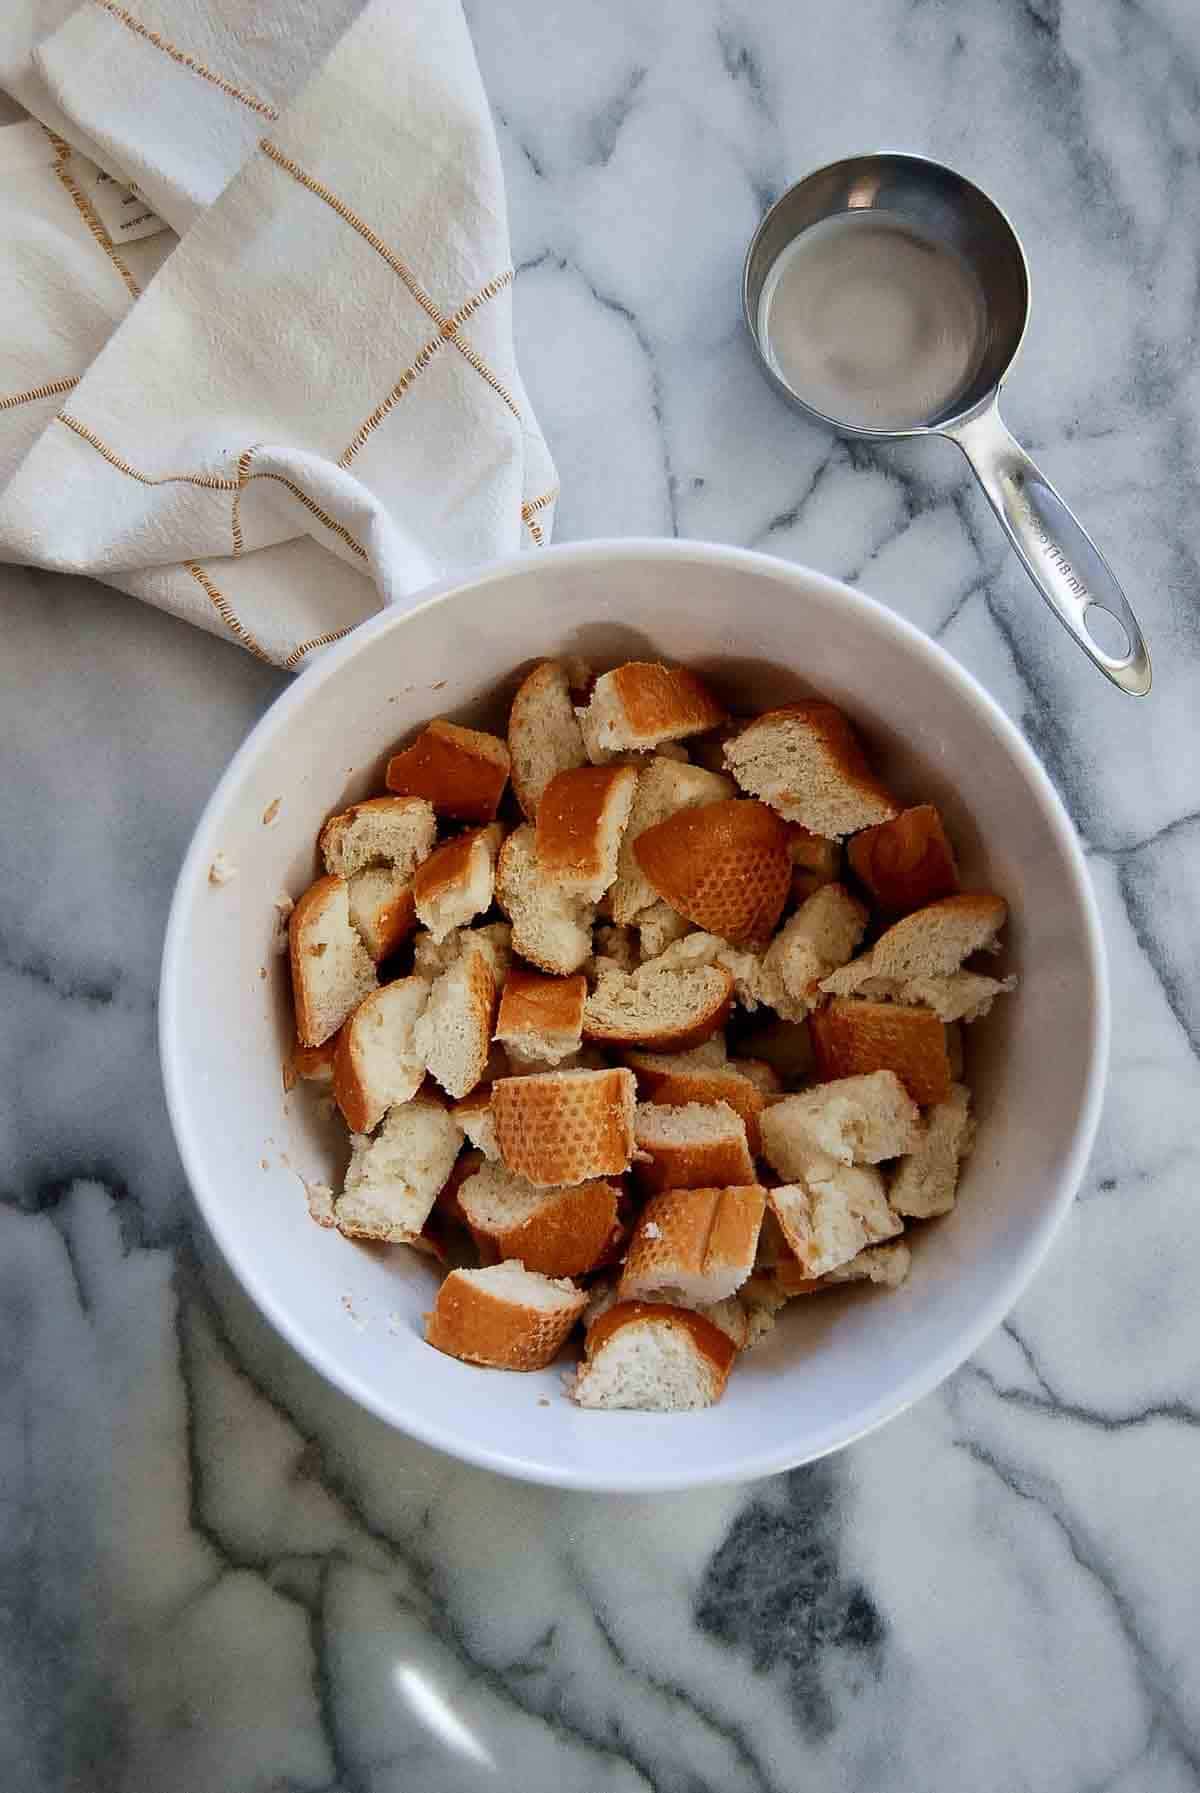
[943,400,1151,696]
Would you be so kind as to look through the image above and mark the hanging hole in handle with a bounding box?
[1084,603,1132,661]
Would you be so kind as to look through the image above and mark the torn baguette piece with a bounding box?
[571,1301,737,1409]
[508,659,590,819]
[319,795,437,880]
[810,998,952,1107]
[494,967,587,1067]
[760,1073,921,1177]
[426,1262,587,1370]
[632,1102,756,1194]
[453,1085,499,1159]
[491,1067,637,1186]
[333,976,431,1132]
[412,920,512,989]
[827,892,1008,993]
[758,883,868,1021]
[347,866,416,961]
[412,824,504,944]
[414,940,496,1099]
[888,1082,974,1218]
[822,1238,912,1287]
[495,824,595,974]
[619,1184,765,1304]
[335,1098,464,1242]
[723,701,898,837]
[820,965,1017,1024]
[534,764,638,901]
[634,798,791,945]
[611,757,735,924]
[767,1165,902,1278]
[385,719,511,823]
[637,901,692,959]
[583,962,735,1051]
[457,1161,620,1277]
[626,1055,771,1153]
[786,825,843,903]
[847,804,959,916]
[284,1034,338,1090]
[581,662,726,756]
[289,874,378,1047]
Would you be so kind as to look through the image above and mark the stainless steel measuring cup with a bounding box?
[744,153,1151,696]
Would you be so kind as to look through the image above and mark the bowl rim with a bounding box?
[160,537,1109,1490]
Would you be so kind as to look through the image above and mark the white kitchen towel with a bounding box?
[0,0,557,668]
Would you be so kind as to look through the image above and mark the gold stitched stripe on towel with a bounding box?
[184,561,274,662]
[93,2,280,120]
[0,376,80,412]
[45,131,141,301]
[57,413,239,489]
[258,138,521,420]
[282,626,356,669]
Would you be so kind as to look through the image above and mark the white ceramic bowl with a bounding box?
[161,540,1107,1491]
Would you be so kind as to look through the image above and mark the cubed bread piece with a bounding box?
[491,1067,637,1186]
[826,893,1008,992]
[458,1161,620,1277]
[591,923,640,976]
[729,1058,783,1098]
[847,804,959,916]
[508,660,590,819]
[758,883,868,1021]
[333,976,431,1132]
[347,866,417,961]
[619,1184,765,1304]
[414,941,497,1099]
[810,999,952,1106]
[319,795,437,880]
[583,963,735,1050]
[723,702,898,837]
[637,901,693,959]
[732,1016,815,1085]
[760,1073,920,1176]
[786,825,843,903]
[632,1102,756,1194]
[495,824,595,974]
[737,1274,794,1349]
[626,1057,771,1153]
[823,1239,912,1287]
[426,1262,587,1370]
[611,758,735,924]
[534,764,639,901]
[284,1034,338,1089]
[889,1083,974,1218]
[768,1166,902,1277]
[453,1086,499,1159]
[494,967,587,1067]
[633,931,766,1011]
[411,825,504,944]
[289,874,378,1047]
[581,662,726,756]
[820,966,1016,1023]
[571,1301,736,1409]
[412,920,512,988]
[633,799,791,946]
[385,719,511,823]
[336,1098,464,1242]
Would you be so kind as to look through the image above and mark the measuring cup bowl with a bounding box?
[744,152,1151,696]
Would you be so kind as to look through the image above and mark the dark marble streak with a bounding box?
[949,1398,1200,1782]
[695,1463,886,1741]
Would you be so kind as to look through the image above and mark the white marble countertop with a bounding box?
[4,3,1200,1789]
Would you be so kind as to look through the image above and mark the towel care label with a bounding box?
[81,166,169,243]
